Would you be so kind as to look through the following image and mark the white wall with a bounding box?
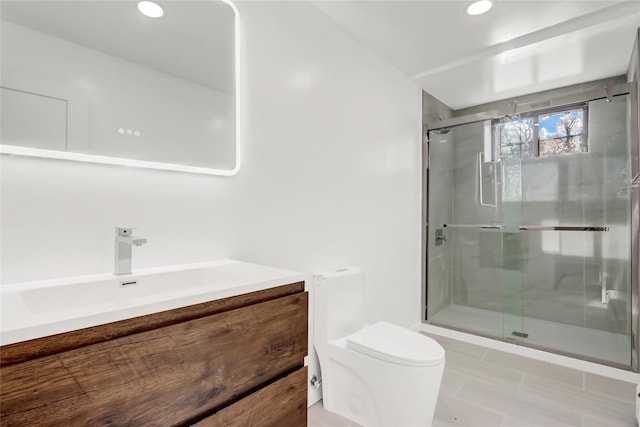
[0,0,422,404]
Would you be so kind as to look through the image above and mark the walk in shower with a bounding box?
[424,82,639,370]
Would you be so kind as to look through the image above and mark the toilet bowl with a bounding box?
[314,267,445,427]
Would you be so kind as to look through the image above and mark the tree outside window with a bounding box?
[538,109,585,156]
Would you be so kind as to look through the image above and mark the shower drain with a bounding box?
[511,331,529,338]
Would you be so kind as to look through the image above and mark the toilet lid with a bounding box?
[345,321,445,367]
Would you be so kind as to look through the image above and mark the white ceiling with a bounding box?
[2,1,637,107]
[0,1,235,94]
[312,0,640,109]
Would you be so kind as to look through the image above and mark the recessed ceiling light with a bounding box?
[138,1,164,18]
[467,0,492,15]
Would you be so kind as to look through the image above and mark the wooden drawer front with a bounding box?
[193,367,307,427]
[1,292,308,427]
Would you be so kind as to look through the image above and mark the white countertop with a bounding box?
[1,260,305,346]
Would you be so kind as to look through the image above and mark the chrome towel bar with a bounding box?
[518,226,609,232]
[442,224,609,232]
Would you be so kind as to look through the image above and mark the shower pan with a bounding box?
[424,83,639,370]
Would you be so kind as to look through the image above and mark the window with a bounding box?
[495,104,587,160]
[497,117,534,160]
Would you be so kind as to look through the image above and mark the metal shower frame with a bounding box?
[421,80,640,372]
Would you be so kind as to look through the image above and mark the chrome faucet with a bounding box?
[114,227,147,275]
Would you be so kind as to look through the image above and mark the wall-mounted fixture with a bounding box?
[0,0,240,176]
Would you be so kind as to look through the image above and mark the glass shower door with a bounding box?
[426,94,633,368]
[499,153,525,343]
[427,120,524,341]
[516,95,633,366]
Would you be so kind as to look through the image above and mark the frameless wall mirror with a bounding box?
[0,0,239,176]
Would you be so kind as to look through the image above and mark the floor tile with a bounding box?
[439,367,466,396]
[483,348,584,388]
[582,413,636,427]
[444,349,524,391]
[308,401,358,427]
[520,374,636,426]
[433,392,504,426]
[584,372,637,404]
[455,381,583,427]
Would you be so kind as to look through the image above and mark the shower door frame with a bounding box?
[422,80,640,372]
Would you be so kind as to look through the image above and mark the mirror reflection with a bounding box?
[1,0,237,172]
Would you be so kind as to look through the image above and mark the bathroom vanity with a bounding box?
[0,261,308,426]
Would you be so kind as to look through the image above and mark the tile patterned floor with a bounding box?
[308,333,637,427]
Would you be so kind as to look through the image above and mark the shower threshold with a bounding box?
[430,304,630,367]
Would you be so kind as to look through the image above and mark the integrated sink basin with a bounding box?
[1,260,305,346]
[22,268,226,313]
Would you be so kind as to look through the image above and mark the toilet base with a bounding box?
[320,339,444,427]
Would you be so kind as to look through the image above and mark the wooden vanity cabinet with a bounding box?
[0,282,308,426]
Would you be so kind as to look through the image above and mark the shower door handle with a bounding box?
[518,226,609,232]
[478,152,498,208]
[443,224,504,230]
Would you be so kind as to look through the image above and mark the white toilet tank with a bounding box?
[314,267,366,344]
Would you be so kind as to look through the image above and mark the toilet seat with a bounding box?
[345,321,444,367]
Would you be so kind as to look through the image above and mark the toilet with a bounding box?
[314,267,445,427]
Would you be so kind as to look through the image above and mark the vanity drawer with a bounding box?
[193,367,308,427]
[0,291,308,426]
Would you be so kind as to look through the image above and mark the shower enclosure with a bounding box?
[424,83,639,370]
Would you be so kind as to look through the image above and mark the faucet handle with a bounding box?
[116,227,137,237]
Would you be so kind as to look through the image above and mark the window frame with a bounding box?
[494,102,589,160]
